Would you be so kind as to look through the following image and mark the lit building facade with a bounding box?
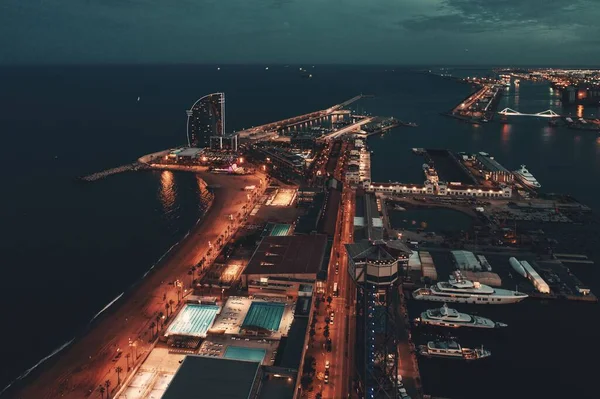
[186,93,225,148]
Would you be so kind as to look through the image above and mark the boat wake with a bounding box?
[0,338,74,397]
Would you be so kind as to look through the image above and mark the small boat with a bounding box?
[137,96,141,102]
[414,303,507,329]
[406,122,418,127]
[412,148,425,155]
[419,340,491,360]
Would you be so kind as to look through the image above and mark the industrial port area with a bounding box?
[61,73,600,399]
[435,68,600,132]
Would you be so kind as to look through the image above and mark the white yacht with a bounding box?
[419,340,491,360]
[513,165,541,189]
[413,271,528,304]
[414,304,507,329]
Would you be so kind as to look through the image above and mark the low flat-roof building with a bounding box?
[242,235,328,297]
[474,152,513,183]
[162,356,262,399]
[451,250,482,271]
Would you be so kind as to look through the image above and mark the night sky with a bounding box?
[1,0,599,65]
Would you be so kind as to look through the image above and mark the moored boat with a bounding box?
[513,165,541,189]
[414,303,507,329]
[419,340,491,360]
[413,271,528,304]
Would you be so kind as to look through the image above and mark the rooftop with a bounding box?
[161,356,261,399]
[345,241,396,262]
[475,153,509,173]
[451,250,481,269]
[384,239,412,255]
[277,317,310,370]
[176,147,203,157]
[244,235,328,276]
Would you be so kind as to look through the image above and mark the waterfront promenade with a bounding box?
[10,170,266,399]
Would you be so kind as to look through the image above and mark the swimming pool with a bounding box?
[242,302,285,331]
[224,346,266,363]
[166,304,219,337]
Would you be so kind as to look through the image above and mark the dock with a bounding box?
[549,116,600,131]
[444,83,503,124]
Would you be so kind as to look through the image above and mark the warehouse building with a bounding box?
[474,152,514,183]
[242,235,328,297]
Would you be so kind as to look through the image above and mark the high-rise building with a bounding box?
[186,93,225,148]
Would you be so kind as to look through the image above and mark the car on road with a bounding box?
[324,370,329,384]
[330,311,335,324]
[325,360,330,370]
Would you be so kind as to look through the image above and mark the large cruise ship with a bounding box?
[419,340,491,360]
[513,165,541,189]
[414,304,507,328]
[413,271,528,304]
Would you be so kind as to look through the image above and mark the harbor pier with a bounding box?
[443,81,504,124]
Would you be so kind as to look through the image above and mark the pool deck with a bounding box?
[224,346,267,362]
[210,296,295,339]
[165,304,219,338]
[242,301,286,331]
[117,348,185,399]
[199,335,280,365]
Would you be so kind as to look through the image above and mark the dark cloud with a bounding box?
[401,14,507,33]
[400,0,598,37]
[0,0,599,64]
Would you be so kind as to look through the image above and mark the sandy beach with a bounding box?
[8,170,264,399]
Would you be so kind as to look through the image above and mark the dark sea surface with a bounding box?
[0,65,599,398]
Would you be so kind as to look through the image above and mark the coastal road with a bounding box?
[322,149,355,399]
[11,170,266,399]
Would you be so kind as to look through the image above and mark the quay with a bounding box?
[237,94,368,139]
[444,81,504,124]
[358,118,416,137]
[549,116,600,131]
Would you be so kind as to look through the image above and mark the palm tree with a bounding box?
[165,302,170,318]
[125,353,131,370]
[169,299,175,314]
[115,366,123,385]
[158,311,164,328]
[104,380,111,396]
[98,385,105,399]
[149,322,156,338]
[187,269,194,287]
[155,314,161,331]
